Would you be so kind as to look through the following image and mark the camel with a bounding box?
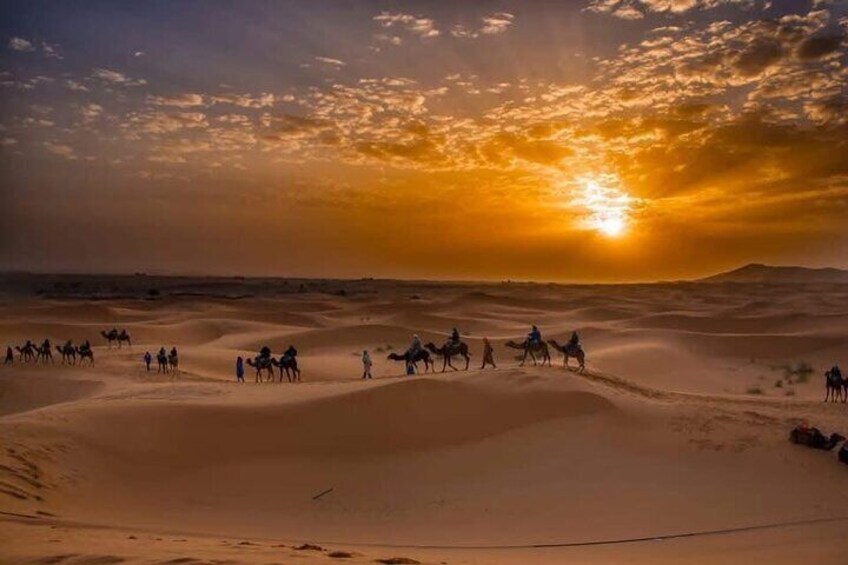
[504,339,551,367]
[15,343,37,363]
[387,350,434,374]
[156,350,169,373]
[168,350,179,374]
[547,340,585,372]
[824,370,846,403]
[246,356,275,382]
[424,341,471,372]
[101,329,132,348]
[790,426,845,450]
[76,346,95,366]
[56,343,77,365]
[273,355,301,383]
[34,341,54,364]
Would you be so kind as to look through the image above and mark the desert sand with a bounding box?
[1,274,847,564]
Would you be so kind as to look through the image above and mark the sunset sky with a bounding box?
[1,0,846,282]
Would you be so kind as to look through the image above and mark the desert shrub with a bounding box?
[746,386,764,395]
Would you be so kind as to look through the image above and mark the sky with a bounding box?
[1,0,846,282]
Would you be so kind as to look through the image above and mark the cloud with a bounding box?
[148,93,206,108]
[373,12,439,38]
[453,12,516,38]
[314,56,346,67]
[43,141,77,159]
[65,80,89,92]
[92,68,147,87]
[481,12,515,35]
[586,0,767,18]
[796,34,844,60]
[8,37,35,52]
[209,92,274,108]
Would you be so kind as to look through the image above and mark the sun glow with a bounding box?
[574,177,636,238]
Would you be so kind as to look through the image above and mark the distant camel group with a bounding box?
[101,328,132,348]
[5,339,95,366]
[4,329,132,368]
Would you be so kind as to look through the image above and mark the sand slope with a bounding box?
[1,277,847,563]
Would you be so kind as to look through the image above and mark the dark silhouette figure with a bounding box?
[144,351,152,372]
[480,337,496,369]
[157,347,168,373]
[236,356,245,383]
[4,346,12,364]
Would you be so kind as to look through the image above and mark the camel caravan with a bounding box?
[240,345,301,383]
[4,328,131,367]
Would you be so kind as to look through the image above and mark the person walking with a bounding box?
[361,350,372,379]
[236,356,245,383]
[4,346,12,365]
[143,351,152,372]
[481,337,496,369]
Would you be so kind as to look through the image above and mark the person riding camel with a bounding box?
[449,327,460,346]
[568,331,580,349]
[259,345,272,359]
[528,325,541,346]
[284,345,297,359]
[831,363,842,381]
[79,340,91,353]
[409,334,423,357]
[170,346,178,358]
[42,338,51,350]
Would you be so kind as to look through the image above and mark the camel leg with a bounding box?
[447,356,457,372]
[464,354,470,371]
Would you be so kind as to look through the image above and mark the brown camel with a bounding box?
[15,343,37,363]
[247,356,275,382]
[824,370,846,403]
[504,339,551,367]
[35,341,55,364]
[101,329,132,348]
[76,346,95,366]
[168,350,179,374]
[547,340,586,372]
[273,355,301,383]
[56,343,77,365]
[424,341,471,372]
[387,350,434,374]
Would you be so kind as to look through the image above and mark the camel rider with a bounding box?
[42,338,51,350]
[284,345,297,359]
[528,325,541,346]
[170,347,178,358]
[568,331,580,349]
[259,345,272,359]
[409,334,423,357]
[80,340,91,352]
[449,327,460,346]
[831,364,842,380]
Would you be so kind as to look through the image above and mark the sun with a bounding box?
[597,215,625,237]
[573,177,635,238]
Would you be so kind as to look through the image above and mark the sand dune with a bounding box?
[2,275,848,563]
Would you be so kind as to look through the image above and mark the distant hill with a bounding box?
[700,263,848,284]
